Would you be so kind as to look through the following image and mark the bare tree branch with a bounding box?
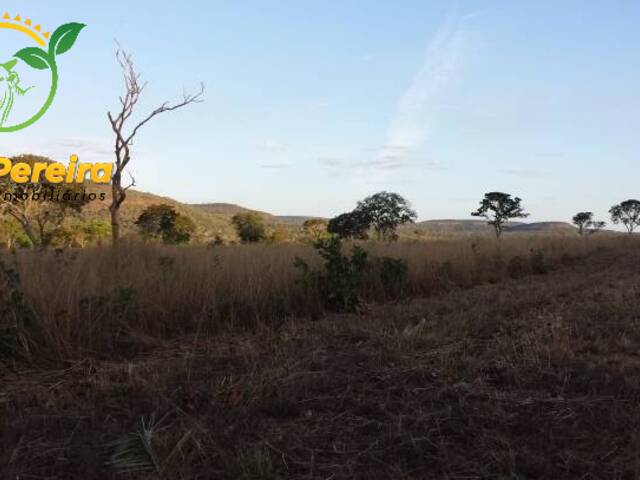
[107,46,203,244]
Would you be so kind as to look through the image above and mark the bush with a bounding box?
[0,260,34,358]
[529,249,548,274]
[295,236,368,312]
[232,212,268,243]
[507,255,527,279]
[376,256,408,298]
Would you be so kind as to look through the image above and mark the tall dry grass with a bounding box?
[0,235,635,360]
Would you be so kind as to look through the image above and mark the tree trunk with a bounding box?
[110,181,124,245]
[21,222,39,248]
[110,205,120,245]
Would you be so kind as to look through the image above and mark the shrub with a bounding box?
[0,260,34,358]
[232,212,268,243]
[294,236,368,312]
[135,204,195,244]
[529,249,548,274]
[376,256,408,298]
[507,255,527,279]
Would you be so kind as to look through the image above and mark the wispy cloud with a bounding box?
[374,16,468,170]
[2,137,115,161]
[317,17,467,179]
[319,154,444,176]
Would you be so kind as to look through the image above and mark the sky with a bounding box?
[1,0,639,222]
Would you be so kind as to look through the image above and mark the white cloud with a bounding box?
[2,137,115,161]
[375,16,468,169]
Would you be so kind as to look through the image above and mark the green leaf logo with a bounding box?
[49,23,86,57]
[0,18,85,133]
[14,47,50,70]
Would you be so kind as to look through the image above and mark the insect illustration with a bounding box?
[0,59,33,127]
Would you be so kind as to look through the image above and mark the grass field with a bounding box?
[1,236,639,478]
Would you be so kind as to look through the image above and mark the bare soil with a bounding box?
[2,246,640,479]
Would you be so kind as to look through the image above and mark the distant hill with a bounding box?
[191,203,272,218]
[83,187,238,238]
[82,190,314,239]
[272,215,319,226]
[191,204,318,226]
[506,222,577,234]
[406,219,579,236]
[78,189,593,240]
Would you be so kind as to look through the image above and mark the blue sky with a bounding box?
[2,0,639,222]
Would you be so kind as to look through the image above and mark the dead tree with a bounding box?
[108,48,204,244]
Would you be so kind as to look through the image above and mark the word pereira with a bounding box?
[0,155,113,184]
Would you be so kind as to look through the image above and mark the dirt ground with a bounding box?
[3,246,640,479]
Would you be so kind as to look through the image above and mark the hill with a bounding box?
[407,219,578,236]
[81,189,313,239]
[190,204,317,226]
[79,189,587,240]
[83,187,238,238]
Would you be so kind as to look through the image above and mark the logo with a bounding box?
[0,13,85,132]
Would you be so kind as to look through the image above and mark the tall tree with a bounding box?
[572,212,606,236]
[302,218,328,239]
[327,211,371,240]
[231,212,268,243]
[609,200,640,234]
[471,192,528,238]
[108,48,203,245]
[354,191,417,241]
[135,204,195,244]
[572,212,594,236]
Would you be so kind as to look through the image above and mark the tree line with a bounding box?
[1,183,639,248]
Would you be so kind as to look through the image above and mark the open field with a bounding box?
[2,236,640,478]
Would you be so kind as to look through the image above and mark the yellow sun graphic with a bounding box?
[0,12,50,46]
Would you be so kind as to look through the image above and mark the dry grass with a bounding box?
[1,235,629,360]
[2,235,640,478]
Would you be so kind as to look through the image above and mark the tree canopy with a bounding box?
[572,212,594,236]
[231,212,268,243]
[135,204,195,244]
[327,211,371,240]
[471,192,528,238]
[609,200,640,234]
[355,191,417,241]
[572,212,606,236]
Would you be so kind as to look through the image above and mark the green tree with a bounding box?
[588,221,606,235]
[609,200,640,234]
[355,191,416,241]
[267,225,289,244]
[0,217,31,248]
[302,218,328,239]
[327,211,371,240]
[84,220,112,246]
[164,214,196,244]
[231,212,267,243]
[0,154,89,247]
[135,204,195,244]
[572,212,594,236]
[572,212,606,236]
[471,192,529,238]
